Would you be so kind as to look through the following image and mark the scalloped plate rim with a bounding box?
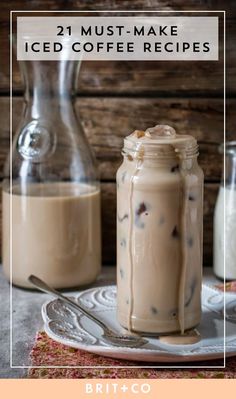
[41,284,236,364]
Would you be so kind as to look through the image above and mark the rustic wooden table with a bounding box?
[0,265,219,378]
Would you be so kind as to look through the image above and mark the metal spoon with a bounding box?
[28,275,148,348]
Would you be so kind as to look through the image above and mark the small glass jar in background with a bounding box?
[214,141,236,280]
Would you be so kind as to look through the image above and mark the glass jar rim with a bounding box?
[123,135,199,160]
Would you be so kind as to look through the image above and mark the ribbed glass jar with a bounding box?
[116,126,204,334]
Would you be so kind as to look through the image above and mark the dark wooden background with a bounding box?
[0,1,235,266]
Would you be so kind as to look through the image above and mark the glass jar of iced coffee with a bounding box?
[116,125,204,334]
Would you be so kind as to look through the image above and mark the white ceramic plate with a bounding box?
[42,284,236,363]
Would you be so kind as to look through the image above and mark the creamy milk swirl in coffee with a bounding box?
[116,125,204,334]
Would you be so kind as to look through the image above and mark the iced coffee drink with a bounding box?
[116,125,204,334]
[2,182,101,289]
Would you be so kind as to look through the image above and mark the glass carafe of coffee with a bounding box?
[214,141,236,280]
[2,58,101,288]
